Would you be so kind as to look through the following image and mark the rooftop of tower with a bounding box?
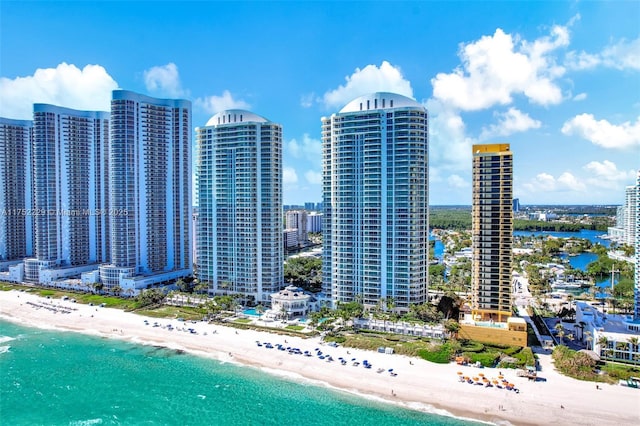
[205,109,269,126]
[339,92,423,114]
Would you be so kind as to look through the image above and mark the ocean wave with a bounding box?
[0,345,10,354]
[0,335,16,344]
[69,419,103,426]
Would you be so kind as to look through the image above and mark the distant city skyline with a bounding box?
[1,1,638,205]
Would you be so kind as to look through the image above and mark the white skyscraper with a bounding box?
[24,105,110,283]
[0,118,34,265]
[99,90,191,292]
[322,93,429,310]
[196,110,283,304]
[635,170,640,320]
[624,185,637,246]
[307,212,322,233]
[285,210,308,245]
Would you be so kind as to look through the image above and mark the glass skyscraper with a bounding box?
[99,90,192,291]
[196,110,283,305]
[0,118,34,263]
[24,105,110,283]
[322,92,429,310]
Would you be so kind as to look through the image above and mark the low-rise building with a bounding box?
[575,301,640,364]
[270,285,312,319]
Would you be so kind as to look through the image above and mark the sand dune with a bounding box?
[1,290,638,426]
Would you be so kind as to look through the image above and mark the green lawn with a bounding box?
[234,318,253,324]
[134,305,206,321]
[285,325,305,331]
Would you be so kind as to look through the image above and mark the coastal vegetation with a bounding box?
[429,208,613,232]
[283,256,322,293]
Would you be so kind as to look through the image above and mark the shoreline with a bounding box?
[1,290,638,426]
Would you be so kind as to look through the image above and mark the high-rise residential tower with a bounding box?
[0,118,34,265]
[635,170,640,320]
[624,185,637,246]
[285,210,308,245]
[196,110,283,304]
[99,90,191,292]
[471,144,513,322]
[322,92,429,310]
[23,105,110,283]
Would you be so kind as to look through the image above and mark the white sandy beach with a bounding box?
[1,290,638,426]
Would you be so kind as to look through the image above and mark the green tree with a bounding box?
[443,319,460,340]
[283,257,322,293]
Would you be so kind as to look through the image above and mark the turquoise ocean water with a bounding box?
[0,320,479,426]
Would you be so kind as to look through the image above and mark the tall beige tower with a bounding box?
[471,143,513,322]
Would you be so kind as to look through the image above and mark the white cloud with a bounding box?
[194,90,250,114]
[287,134,322,161]
[519,161,636,201]
[283,167,298,185]
[572,93,587,101]
[300,93,315,108]
[424,99,474,171]
[522,171,586,193]
[480,107,541,139]
[447,174,469,188]
[431,25,569,111]
[556,172,586,191]
[561,113,640,149]
[565,37,640,71]
[584,160,636,189]
[305,170,322,185]
[143,63,185,97]
[0,63,118,119]
[322,61,413,109]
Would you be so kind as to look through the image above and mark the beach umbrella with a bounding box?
[473,377,479,381]
[457,371,463,375]
[478,373,485,377]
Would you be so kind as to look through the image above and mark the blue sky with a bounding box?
[1,1,638,205]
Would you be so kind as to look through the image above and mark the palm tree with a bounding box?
[554,323,565,345]
[443,319,461,340]
[584,331,593,350]
[566,333,575,346]
[597,336,609,358]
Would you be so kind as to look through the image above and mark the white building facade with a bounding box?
[196,110,283,305]
[99,91,192,292]
[285,210,307,245]
[322,93,429,310]
[624,185,637,246]
[23,105,110,283]
[307,212,322,233]
[0,118,34,267]
[635,170,640,320]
